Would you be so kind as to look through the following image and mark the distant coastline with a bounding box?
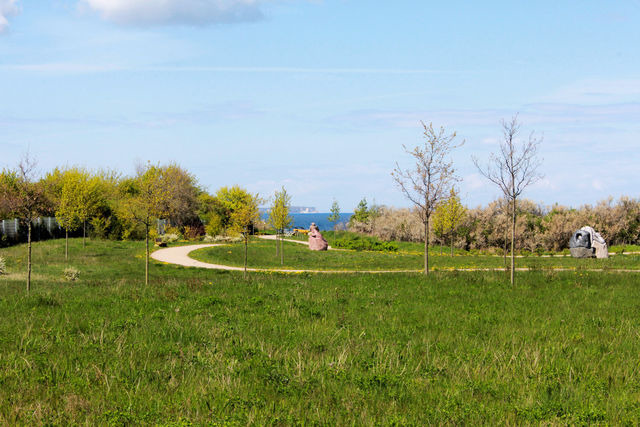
[260,206,318,214]
[261,212,354,231]
[289,206,318,214]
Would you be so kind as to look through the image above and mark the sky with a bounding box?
[1,0,639,211]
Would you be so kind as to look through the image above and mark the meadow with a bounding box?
[1,238,640,424]
[192,236,640,272]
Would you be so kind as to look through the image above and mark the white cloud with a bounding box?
[539,78,640,105]
[80,0,268,26]
[143,65,445,74]
[0,0,19,34]
[329,101,640,132]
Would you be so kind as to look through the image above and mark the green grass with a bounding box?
[193,238,419,271]
[192,237,640,271]
[609,244,640,254]
[1,238,640,424]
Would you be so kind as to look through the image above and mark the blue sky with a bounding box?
[1,1,639,211]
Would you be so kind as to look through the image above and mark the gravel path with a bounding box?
[151,243,418,273]
[150,238,415,273]
[151,244,247,271]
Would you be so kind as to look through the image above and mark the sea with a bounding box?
[261,213,353,231]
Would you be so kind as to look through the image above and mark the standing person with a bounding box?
[308,223,328,251]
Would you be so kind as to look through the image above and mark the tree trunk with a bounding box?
[276,233,280,257]
[145,222,149,286]
[83,220,86,248]
[244,235,248,279]
[65,228,69,261]
[27,221,32,293]
[280,234,284,265]
[424,218,429,275]
[450,234,454,257]
[503,217,508,269]
[511,198,516,285]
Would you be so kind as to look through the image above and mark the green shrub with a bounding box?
[333,234,398,252]
[203,235,242,243]
[161,233,180,243]
[90,216,110,239]
[183,225,203,240]
[120,219,146,240]
[164,226,183,239]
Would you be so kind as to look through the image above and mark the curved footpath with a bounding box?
[150,237,640,274]
[151,242,419,274]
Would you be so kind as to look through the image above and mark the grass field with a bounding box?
[1,238,640,424]
[191,237,640,271]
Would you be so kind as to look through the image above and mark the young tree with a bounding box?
[77,173,106,247]
[392,122,464,274]
[473,114,543,285]
[498,196,510,269]
[349,197,381,234]
[56,169,83,261]
[85,169,121,240]
[432,188,467,256]
[203,186,255,236]
[0,155,50,292]
[119,163,170,286]
[352,198,370,224]
[268,186,292,265]
[328,199,341,231]
[432,205,447,254]
[197,192,221,236]
[47,167,109,252]
[229,191,261,279]
[158,164,201,229]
